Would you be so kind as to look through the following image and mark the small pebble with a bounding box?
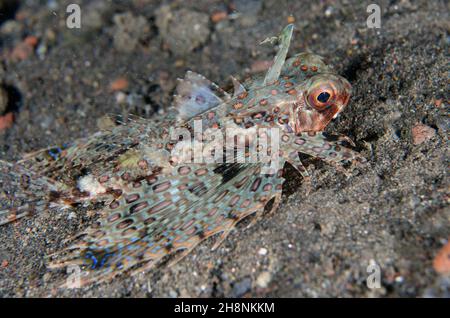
[11,41,35,61]
[0,20,23,35]
[168,290,178,298]
[113,12,150,53]
[0,112,14,131]
[67,212,77,220]
[115,91,127,105]
[43,272,52,282]
[24,35,39,47]
[110,77,129,91]
[231,277,252,297]
[256,271,272,288]
[97,115,116,130]
[394,276,404,283]
[234,0,263,27]
[155,6,210,55]
[412,123,436,145]
[211,11,228,23]
[174,59,185,68]
[83,2,110,30]
[258,247,268,256]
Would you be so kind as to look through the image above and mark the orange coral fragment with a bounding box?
[0,112,14,131]
[433,239,450,275]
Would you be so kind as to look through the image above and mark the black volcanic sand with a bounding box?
[0,0,448,297]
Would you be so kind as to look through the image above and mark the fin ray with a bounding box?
[175,71,230,121]
[263,24,294,85]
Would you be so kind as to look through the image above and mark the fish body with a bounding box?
[0,25,364,286]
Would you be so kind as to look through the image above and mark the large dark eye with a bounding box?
[317,91,330,103]
[307,86,335,111]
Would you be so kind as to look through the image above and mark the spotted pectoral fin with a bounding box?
[17,142,76,177]
[47,161,283,285]
[0,159,66,226]
[46,164,232,283]
[174,71,231,121]
[288,132,366,169]
[263,24,294,86]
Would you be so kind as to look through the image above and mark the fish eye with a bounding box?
[317,91,330,103]
[307,85,335,111]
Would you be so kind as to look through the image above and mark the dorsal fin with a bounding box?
[263,24,294,85]
[174,71,230,121]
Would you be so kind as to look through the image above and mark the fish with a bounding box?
[0,25,365,286]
